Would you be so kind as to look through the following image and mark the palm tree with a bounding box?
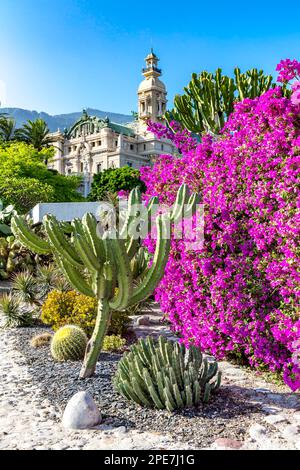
[0,116,16,142]
[15,119,52,151]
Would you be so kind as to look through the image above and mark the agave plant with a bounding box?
[0,294,34,328]
[12,271,38,305]
[35,264,70,300]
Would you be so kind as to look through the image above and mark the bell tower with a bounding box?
[138,49,167,123]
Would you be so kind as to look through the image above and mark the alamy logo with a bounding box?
[96,200,205,251]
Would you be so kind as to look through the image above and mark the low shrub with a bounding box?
[102,335,126,352]
[41,290,97,335]
[41,290,131,337]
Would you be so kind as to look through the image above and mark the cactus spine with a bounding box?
[51,325,88,361]
[11,184,198,378]
[114,336,222,411]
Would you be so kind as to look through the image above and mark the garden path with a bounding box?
[0,303,299,450]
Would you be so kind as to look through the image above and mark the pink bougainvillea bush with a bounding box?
[141,60,300,391]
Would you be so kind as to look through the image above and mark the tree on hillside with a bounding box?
[165,67,289,135]
[15,118,53,153]
[88,166,146,201]
[0,116,16,142]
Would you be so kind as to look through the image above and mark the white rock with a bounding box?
[293,412,300,421]
[114,426,127,434]
[62,391,101,430]
[255,388,271,394]
[249,424,267,440]
[264,414,288,425]
[295,440,300,450]
[261,405,281,414]
[136,315,150,326]
[281,425,300,441]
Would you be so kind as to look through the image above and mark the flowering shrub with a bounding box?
[41,290,131,337]
[141,61,300,390]
[41,290,97,335]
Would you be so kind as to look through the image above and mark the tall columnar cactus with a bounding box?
[166,67,276,135]
[114,336,222,411]
[11,184,198,378]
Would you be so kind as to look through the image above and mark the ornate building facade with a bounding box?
[49,50,175,195]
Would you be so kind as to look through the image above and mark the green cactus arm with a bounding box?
[121,380,144,406]
[171,184,190,223]
[185,385,193,407]
[173,383,184,408]
[147,195,159,233]
[82,213,106,263]
[206,362,218,382]
[53,252,94,297]
[80,298,112,378]
[211,371,222,391]
[132,377,152,407]
[43,216,83,269]
[193,381,201,404]
[172,349,183,388]
[133,350,148,375]
[156,371,166,403]
[185,193,200,217]
[129,359,148,391]
[11,215,51,255]
[165,396,175,412]
[120,187,142,239]
[146,336,156,357]
[59,221,74,234]
[73,231,101,273]
[199,358,209,386]
[116,381,132,402]
[127,214,171,307]
[108,238,133,311]
[126,236,139,260]
[203,383,212,403]
[163,379,177,411]
[168,367,177,386]
[143,369,164,409]
[138,338,152,364]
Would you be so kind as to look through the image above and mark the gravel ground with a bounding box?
[1,324,300,450]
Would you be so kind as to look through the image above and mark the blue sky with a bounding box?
[1,0,300,115]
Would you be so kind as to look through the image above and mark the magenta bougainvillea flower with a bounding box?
[141,62,300,391]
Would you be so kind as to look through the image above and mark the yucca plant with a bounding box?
[35,264,70,300]
[12,271,39,306]
[0,294,34,328]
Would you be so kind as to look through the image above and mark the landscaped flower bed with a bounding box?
[140,61,300,391]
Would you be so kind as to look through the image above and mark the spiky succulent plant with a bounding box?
[30,332,53,348]
[12,271,38,305]
[11,184,199,378]
[114,336,222,411]
[0,293,34,328]
[51,325,87,362]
